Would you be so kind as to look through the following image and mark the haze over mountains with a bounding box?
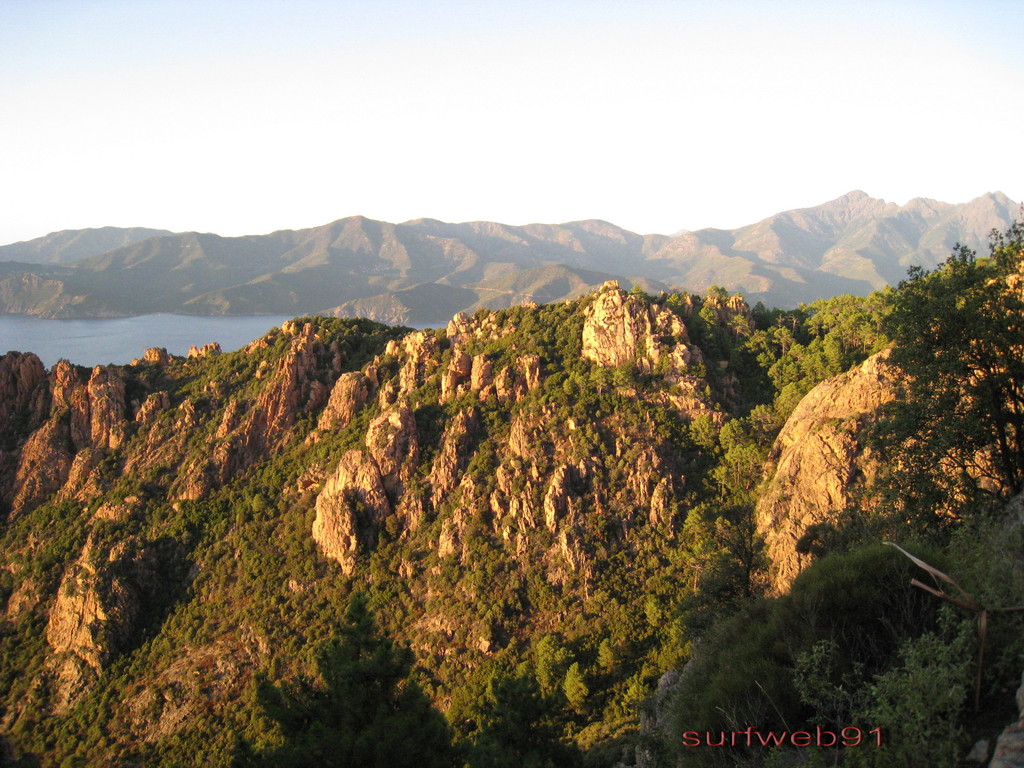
[0,191,1017,324]
[0,226,173,265]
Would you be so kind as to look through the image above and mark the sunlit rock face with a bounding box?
[756,349,900,593]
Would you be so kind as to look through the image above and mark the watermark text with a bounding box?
[681,726,881,748]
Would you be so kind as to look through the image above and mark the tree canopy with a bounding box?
[874,222,1024,521]
[247,592,455,768]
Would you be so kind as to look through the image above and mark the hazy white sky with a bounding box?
[1,0,1021,244]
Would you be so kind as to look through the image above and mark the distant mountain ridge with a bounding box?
[0,192,1017,321]
[0,226,173,265]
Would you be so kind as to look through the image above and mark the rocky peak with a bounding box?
[187,342,222,359]
[133,347,172,366]
[446,311,473,345]
[175,326,337,500]
[701,292,752,326]
[280,320,319,338]
[393,331,441,395]
[317,371,376,431]
[582,282,701,376]
[86,366,128,451]
[237,329,328,455]
[0,352,49,447]
[51,360,92,450]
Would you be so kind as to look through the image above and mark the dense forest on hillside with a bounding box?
[1,226,1023,767]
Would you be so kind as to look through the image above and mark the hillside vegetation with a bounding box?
[0,225,1023,767]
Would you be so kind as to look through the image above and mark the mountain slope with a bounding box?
[0,285,747,764]
[647,190,1020,303]
[0,193,1016,320]
[1,278,1020,766]
[0,227,173,264]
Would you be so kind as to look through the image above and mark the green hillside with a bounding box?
[0,226,1023,766]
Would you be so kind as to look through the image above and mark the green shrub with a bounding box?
[665,544,950,767]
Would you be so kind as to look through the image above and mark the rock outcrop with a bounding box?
[312,450,392,575]
[440,350,473,402]
[135,392,170,425]
[239,324,327,452]
[582,282,701,375]
[8,419,76,518]
[518,354,542,391]
[543,464,583,532]
[134,347,172,366]
[86,366,128,450]
[3,359,137,517]
[702,292,752,326]
[393,331,441,396]
[446,310,513,348]
[439,349,538,405]
[470,355,493,394]
[118,637,262,744]
[318,371,376,431]
[756,349,901,592]
[181,322,337,497]
[0,352,49,448]
[187,342,222,359]
[429,408,479,509]
[45,533,156,710]
[52,360,92,450]
[365,405,419,501]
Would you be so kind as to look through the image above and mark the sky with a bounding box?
[0,0,1021,245]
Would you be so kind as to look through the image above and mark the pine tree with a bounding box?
[562,663,589,712]
[247,593,455,768]
[464,674,582,768]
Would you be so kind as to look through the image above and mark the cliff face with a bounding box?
[0,353,50,512]
[234,321,334,459]
[0,352,49,443]
[2,359,132,519]
[313,449,393,575]
[755,349,901,592]
[45,532,157,710]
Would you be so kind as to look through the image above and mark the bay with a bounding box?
[0,314,296,368]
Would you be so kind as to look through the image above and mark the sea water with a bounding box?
[0,314,295,368]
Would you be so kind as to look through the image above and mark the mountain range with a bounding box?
[0,191,1017,323]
